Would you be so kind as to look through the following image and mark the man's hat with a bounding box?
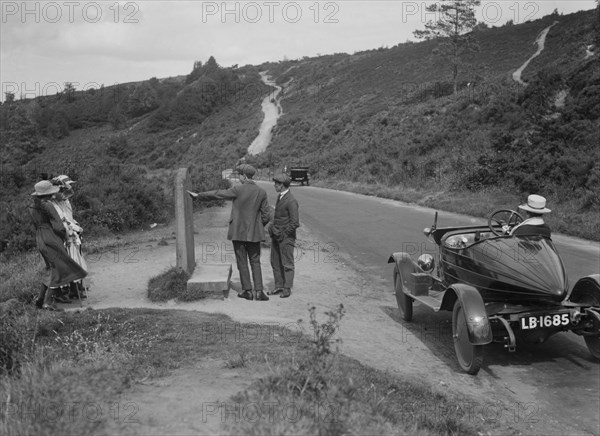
[272,173,291,186]
[31,180,60,196]
[518,194,551,214]
[235,164,256,178]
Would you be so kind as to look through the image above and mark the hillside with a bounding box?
[1,8,598,254]
[262,10,597,183]
[259,9,599,237]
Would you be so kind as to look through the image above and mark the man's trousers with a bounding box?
[270,237,295,289]
[233,240,263,292]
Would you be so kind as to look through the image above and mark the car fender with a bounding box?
[568,274,600,306]
[441,284,493,345]
[388,252,420,293]
[388,252,419,287]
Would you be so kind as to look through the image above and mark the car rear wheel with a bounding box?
[394,266,413,322]
[452,300,483,375]
[585,336,600,360]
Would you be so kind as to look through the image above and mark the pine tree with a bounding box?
[413,0,481,95]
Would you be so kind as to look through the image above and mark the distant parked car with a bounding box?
[289,166,310,186]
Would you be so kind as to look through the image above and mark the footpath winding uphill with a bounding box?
[513,21,559,84]
[247,72,283,155]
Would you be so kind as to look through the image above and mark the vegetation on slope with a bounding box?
[258,10,599,239]
[1,9,598,255]
[0,58,267,254]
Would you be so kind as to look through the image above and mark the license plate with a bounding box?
[520,313,570,330]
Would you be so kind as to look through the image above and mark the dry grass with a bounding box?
[0,304,498,436]
[223,305,489,436]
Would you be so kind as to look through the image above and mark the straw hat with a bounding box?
[518,194,551,214]
[31,180,60,196]
[52,175,76,186]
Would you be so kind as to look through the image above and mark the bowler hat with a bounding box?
[31,180,60,196]
[273,173,291,186]
[236,164,256,178]
[518,194,551,214]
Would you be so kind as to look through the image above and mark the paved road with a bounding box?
[259,181,600,434]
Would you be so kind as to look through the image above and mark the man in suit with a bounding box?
[188,164,271,301]
[509,194,552,238]
[267,173,299,298]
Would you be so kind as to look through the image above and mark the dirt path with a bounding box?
[84,206,582,435]
[513,21,559,85]
[247,72,283,156]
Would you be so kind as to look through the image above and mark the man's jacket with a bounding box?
[271,191,299,241]
[195,181,271,242]
[511,217,552,238]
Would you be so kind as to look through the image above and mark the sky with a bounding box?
[0,0,596,101]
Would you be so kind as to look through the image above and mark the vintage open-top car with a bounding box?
[388,209,600,375]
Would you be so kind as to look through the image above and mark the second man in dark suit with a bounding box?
[267,173,299,298]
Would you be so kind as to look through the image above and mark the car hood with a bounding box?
[442,236,568,301]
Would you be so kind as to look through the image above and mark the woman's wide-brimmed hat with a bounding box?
[31,180,60,196]
[52,175,76,186]
[518,194,551,214]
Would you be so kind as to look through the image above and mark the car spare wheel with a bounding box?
[394,265,413,322]
[574,287,600,360]
[452,299,483,375]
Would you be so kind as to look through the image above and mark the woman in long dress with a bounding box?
[30,181,87,310]
[51,175,88,299]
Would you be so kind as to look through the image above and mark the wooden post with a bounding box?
[175,168,195,274]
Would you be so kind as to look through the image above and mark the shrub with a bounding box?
[147,267,190,302]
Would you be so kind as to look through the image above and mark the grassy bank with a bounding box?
[1,303,502,436]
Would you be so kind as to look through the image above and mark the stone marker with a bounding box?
[175,168,232,300]
[175,168,195,274]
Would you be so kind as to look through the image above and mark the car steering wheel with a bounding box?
[488,209,524,237]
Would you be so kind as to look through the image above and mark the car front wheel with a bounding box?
[452,299,483,375]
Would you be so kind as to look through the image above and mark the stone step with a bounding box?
[187,263,232,300]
